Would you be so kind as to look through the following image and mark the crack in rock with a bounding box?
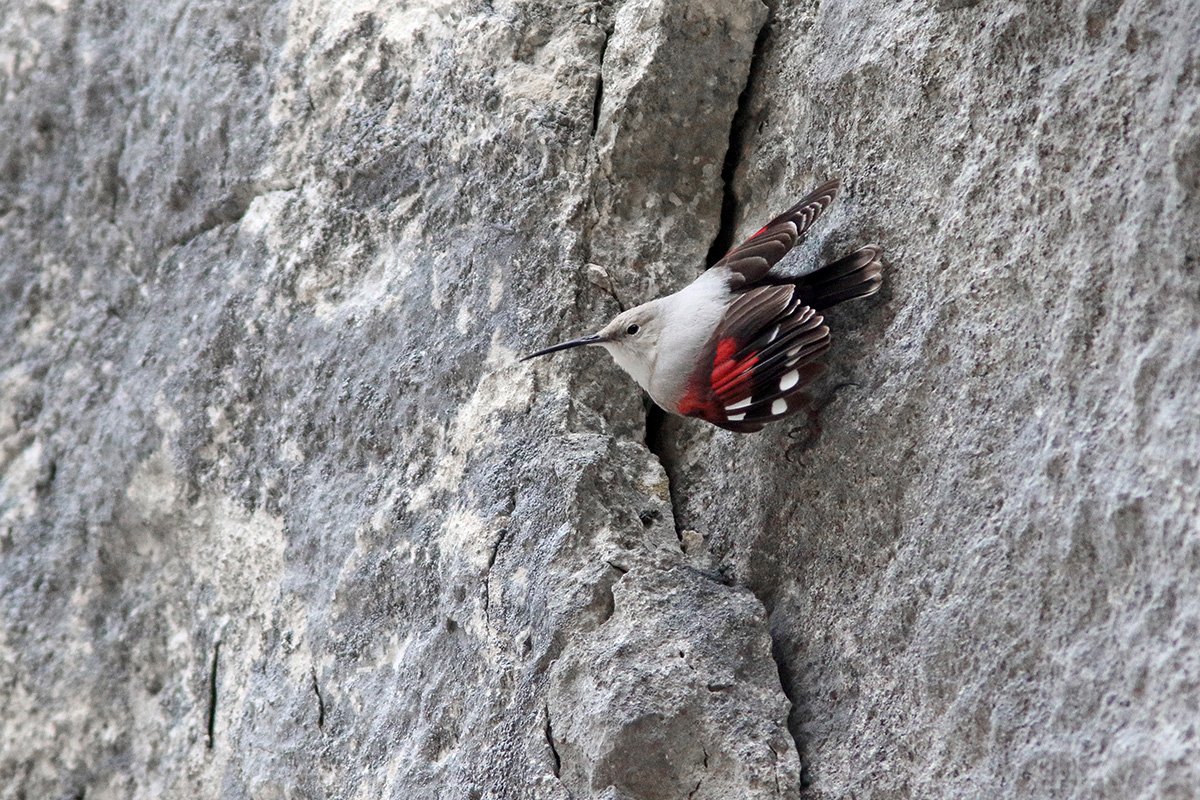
[705,11,773,269]
[205,641,220,750]
[544,704,562,779]
[310,666,325,730]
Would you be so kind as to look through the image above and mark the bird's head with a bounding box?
[520,300,664,390]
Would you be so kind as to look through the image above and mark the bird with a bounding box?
[522,179,882,432]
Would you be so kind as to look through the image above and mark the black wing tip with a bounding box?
[810,177,841,198]
[796,245,885,310]
[716,177,846,288]
[781,178,841,218]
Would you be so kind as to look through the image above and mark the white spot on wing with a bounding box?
[780,370,800,391]
[727,397,753,411]
[727,413,746,421]
[771,398,787,415]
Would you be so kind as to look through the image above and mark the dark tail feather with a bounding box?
[796,245,883,311]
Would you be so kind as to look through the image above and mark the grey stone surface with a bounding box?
[658,1,1200,798]
[548,566,800,799]
[1,1,1198,799]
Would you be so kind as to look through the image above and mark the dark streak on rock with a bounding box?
[591,28,611,137]
[483,527,508,626]
[598,589,616,626]
[35,458,56,497]
[705,15,772,268]
[206,641,220,750]
[768,744,784,796]
[486,527,508,571]
[310,666,325,729]
[172,180,297,249]
[643,400,683,541]
[544,704,562,778]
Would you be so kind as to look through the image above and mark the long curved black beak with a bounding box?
[520,333,607,361]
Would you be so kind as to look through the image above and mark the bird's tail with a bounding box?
[795,245,883,311]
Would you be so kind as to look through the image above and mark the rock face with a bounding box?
[1,0,1197,798]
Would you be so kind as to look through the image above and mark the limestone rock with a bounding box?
[2,0,1198,798]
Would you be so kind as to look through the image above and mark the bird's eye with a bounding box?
[626,324,640,335]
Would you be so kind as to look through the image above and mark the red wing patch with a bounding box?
[676,338,765,422]
[675,385,710,417]
[702,289,833,431]
[710,338,758,395]
[675,282,839,431]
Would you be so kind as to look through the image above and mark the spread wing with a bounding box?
[714,179,840,289]
[675,284,831,433]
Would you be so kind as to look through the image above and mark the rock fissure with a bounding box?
[205,642,220,750]
[310,667,325,729]
[767,636,805,784]
[705,13,772,269]
[643,401,683,541]
[543,704,562,779]
[590,28,611,138]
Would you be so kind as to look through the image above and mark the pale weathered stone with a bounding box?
[2,0,1198,798]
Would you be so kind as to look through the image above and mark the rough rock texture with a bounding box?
[1,1,1198,799]
[659,1,1200,797]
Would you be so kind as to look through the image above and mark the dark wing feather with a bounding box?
[711,295,830,424]
[717,283,794,336]
[680,284,831,432]
[715,362,827,433]
[714,179,840,288]
[796,245,884,311]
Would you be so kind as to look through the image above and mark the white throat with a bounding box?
[601,269,730,409]
[602,342,654,393]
